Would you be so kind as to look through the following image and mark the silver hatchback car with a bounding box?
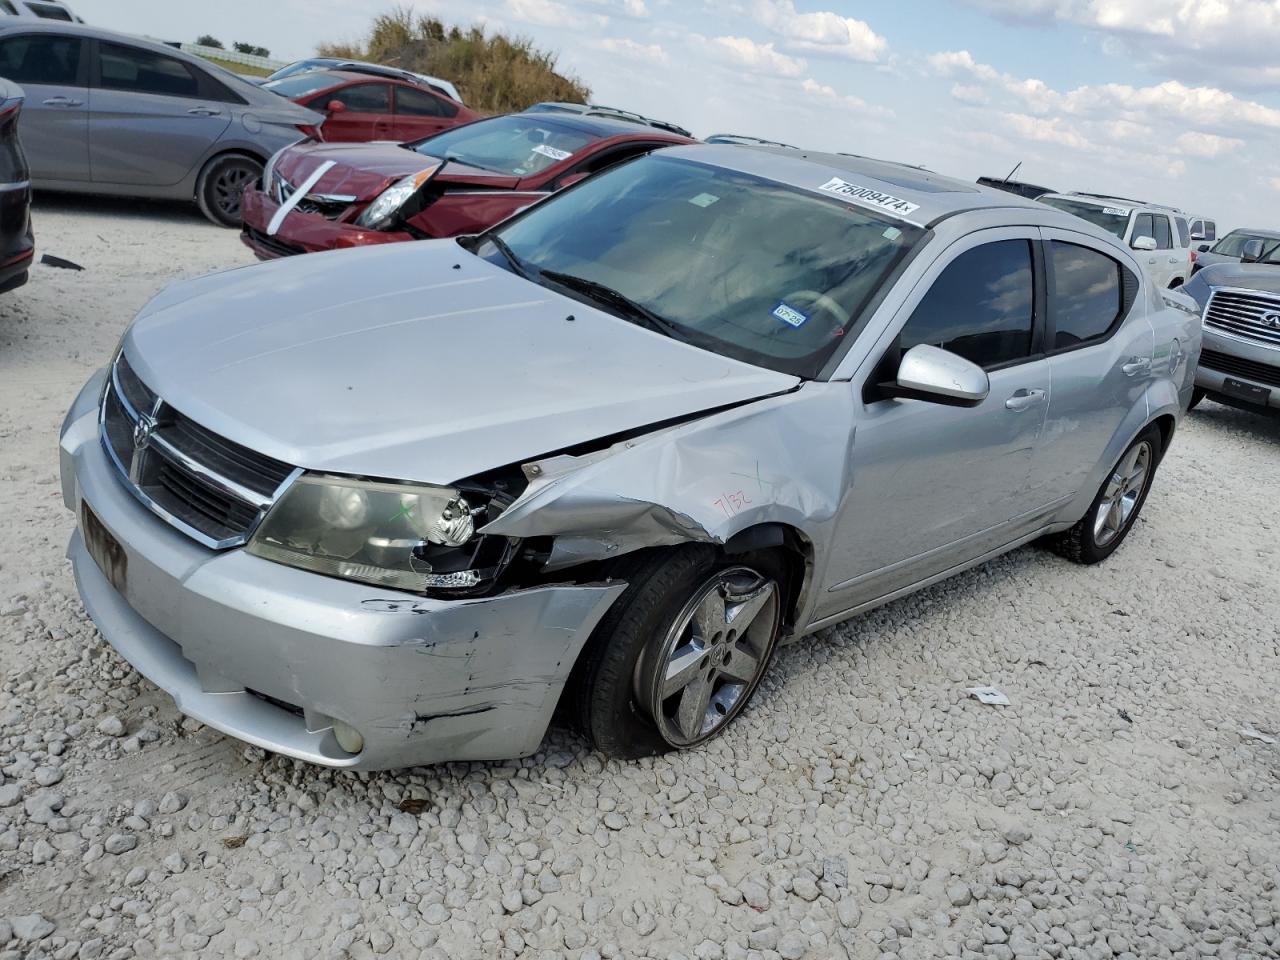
[60,147,1200,769]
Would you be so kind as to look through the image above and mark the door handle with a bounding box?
[187,107,222,116]
[1122,356,1152,377]
[1005,388,1046,411]
[1168,257,1180,264]
[42,96,83,107]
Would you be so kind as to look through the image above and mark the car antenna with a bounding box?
[1002,161,1022,184]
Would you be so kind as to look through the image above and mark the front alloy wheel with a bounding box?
[636,567,779,748]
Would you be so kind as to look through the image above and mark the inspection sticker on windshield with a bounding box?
[532,143,572,161]
[1103,206,1131,216]
[772,302,809,328]
[817,177,920,218]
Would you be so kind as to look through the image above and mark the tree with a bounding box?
[233,42,271,58]
[196,34,223,49]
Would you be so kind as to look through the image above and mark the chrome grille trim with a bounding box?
[99,353,302,550]
[1204,287,1280,347]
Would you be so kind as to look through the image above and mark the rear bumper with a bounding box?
[1196,327,1280,413]
[239,186,411,260]
[60,371,626,769]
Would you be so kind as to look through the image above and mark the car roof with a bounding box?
[666,145,1046,227]
[515,110,691,140]
[1225,227,1280,240]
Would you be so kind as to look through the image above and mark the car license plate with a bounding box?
[81,501,127,595]
[1221,377,1271,405]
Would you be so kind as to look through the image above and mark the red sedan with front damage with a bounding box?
[240,113,693,259]
[261,69,478,143]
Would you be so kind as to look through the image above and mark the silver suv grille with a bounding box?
[1204,289,1280,347]
[100,354,299,549]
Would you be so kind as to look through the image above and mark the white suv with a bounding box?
[1039,193,1193,289]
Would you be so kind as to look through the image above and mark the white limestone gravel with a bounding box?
[2,194,1279,960]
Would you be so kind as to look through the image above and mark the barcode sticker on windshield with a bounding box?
[532,144,572,161]
[817,178,920,218]
[772,302,809,328]
[1103,207,1131,216]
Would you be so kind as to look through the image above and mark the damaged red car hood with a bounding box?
[123,240,800,486]
[275,141,519,201]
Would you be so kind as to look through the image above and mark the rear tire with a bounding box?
[195,153,262,227]
[1047,425,1162,565]
[569,546,784,759]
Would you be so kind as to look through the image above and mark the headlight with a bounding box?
[247,475,483,591]
[354,163,441,230]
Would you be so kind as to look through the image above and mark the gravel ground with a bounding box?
[2,195,1279,960]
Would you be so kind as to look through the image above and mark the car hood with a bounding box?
[1194,250,1237,270]
[1194,261,1280,295]
[276,142,518,201]
[123,242,799,486]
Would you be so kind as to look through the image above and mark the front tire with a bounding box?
[570,546,784,759]
[1048,425,1162,565]
[195,153,262,227]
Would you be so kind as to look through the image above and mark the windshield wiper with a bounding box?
[486,233,532,280]
[538,270,688,342]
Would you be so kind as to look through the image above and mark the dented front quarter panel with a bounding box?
[483,383,856,626]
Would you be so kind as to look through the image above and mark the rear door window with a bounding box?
[1174,217,1189,247]
[1048,242,1126,349]
[1204,220,1217,241]
[1152,215,1173,250]
[1131,213,1154,247]
[0,33,82,85]
[98,41,200,97]
[900,239,1035,369]
[394,85,457,118]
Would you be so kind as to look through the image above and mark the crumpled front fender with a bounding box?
[482,384,853,571]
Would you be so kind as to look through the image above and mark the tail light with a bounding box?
[1190,249,1197,263]
[296,123,323,142]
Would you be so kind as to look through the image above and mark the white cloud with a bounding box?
[706,35,806,77]
[959,0,1280,91]
[1174,131,1245,158]
[623,0,647,15]
[597,36,668,63]
[749,0,888,62]
[1002,112,1088,150]
[506,0,608,28]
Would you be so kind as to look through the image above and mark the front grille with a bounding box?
[243,226,303,258]
[100,353,297,548]
[1200,349,1280,389]
[1204,289,1280,346]
[274,173,350,220]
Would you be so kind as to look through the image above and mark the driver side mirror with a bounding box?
[886,344,990,407]
[326,99,346,115]
[1197,242,1212,253]
[1131,235,1157,251]
[1241,238,1265,263]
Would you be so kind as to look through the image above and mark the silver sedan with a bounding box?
[0,21,321,225]
[59,146,1200,769]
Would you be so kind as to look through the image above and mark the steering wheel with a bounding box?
[782,289,850,328]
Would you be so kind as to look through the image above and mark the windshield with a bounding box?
[1039,197,1132,239]
[412,116,596,176]
[262,71,342,99]
[1211,231,1280,262]
[264,60,334,84]
[485,155,922,377]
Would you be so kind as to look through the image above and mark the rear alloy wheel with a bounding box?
[1047,425,1162,565]
[636,566,779,748]
[196,154,262,227]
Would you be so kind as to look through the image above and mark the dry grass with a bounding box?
[195,55,273,78]
[317,8,590,113]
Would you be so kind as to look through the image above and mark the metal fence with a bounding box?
[180,43,287,71]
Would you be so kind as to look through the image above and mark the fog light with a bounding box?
[332,719,364,755]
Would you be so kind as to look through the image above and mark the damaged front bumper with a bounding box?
[239,187,411,261]
[59,372,625,770]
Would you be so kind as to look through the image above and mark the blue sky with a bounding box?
[111,0,1280,231]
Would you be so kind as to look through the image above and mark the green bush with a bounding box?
[317,7,590,113]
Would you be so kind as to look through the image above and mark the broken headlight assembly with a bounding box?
[246,474,516,593]
[354,164,441,231]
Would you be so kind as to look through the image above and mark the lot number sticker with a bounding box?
[817,177,920,218]
[532,144,572,161]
